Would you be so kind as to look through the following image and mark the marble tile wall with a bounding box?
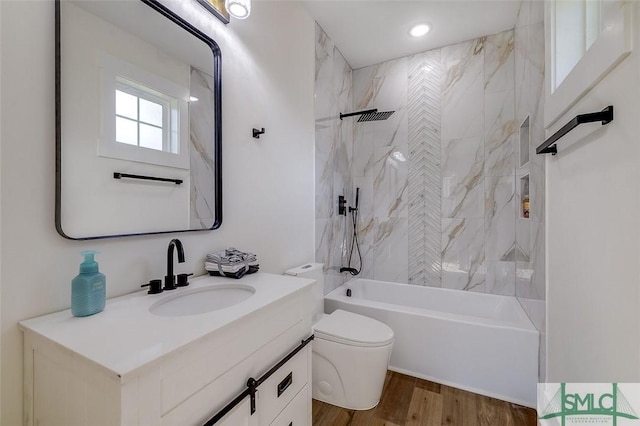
[344,29,521,294]
[314,24,353,294]
[514,0,546,381]
[190,67,216,229]
[483,31,518,297]
[352,57,409,283]
[441,37,489,293]
[437,30,518,295]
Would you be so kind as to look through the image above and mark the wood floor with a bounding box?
[312,371,537,426]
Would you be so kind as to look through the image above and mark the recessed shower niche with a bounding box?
[519,116,530,167]
[520,174,530,219]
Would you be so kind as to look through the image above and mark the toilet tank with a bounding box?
[284,263,324,323]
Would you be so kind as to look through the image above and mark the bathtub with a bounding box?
[324,278,539,408]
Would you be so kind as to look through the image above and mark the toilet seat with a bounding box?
[313,309,394,348]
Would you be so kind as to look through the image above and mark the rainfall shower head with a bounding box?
[356,110,395,122]
[339,108,395,122]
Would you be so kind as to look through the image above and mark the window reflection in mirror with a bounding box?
[115,81,173,153]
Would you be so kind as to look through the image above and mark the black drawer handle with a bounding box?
[203,335,314,426]
[277,372,293,397]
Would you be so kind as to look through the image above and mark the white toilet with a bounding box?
[284,263,394,410]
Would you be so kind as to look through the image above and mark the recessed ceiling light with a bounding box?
[410,24,430,38]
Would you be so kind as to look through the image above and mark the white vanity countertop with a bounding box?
[19,272,313,379]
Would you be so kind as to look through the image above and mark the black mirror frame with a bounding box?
[55,0,222,240]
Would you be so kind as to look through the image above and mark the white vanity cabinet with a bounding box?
[20,273,314,426]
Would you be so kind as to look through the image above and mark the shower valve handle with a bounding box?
[338,195,347,216]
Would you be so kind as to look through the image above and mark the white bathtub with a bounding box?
[324,278,539,408]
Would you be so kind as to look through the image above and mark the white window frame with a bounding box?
[98,52,190,169]
[545,0,632,128]
[115,79,172,152]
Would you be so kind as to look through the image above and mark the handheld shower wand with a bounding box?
[350,187,359,213]
[340,188,362,275]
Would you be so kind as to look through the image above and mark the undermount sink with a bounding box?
[149,284,256,317]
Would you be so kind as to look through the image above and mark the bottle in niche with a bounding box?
[522,196,530,219]
[71,251,106,317]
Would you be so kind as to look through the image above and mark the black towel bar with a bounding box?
[113,172,182,185]
[536,105,613,155]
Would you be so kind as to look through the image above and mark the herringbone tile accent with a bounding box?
[407,51,442,286]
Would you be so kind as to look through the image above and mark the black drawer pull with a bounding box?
[277,372,293,397]
[203,335,314,426]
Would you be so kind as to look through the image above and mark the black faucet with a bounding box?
[164,239,185,291]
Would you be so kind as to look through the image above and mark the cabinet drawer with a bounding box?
[161,298,303,415]
[161,323,304,426]
[257,345,310,424]
[269,384,311,426]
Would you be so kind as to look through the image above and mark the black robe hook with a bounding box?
[252,128,265,139]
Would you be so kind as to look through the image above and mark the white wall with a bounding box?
[546,3,640,381]
[0,1,315,423]
[0,0,3,422]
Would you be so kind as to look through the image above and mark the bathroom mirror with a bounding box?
[56,0,222,240]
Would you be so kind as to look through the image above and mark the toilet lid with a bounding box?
[313,310,394,348]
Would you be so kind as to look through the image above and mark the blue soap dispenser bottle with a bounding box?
[71,251,106,317]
